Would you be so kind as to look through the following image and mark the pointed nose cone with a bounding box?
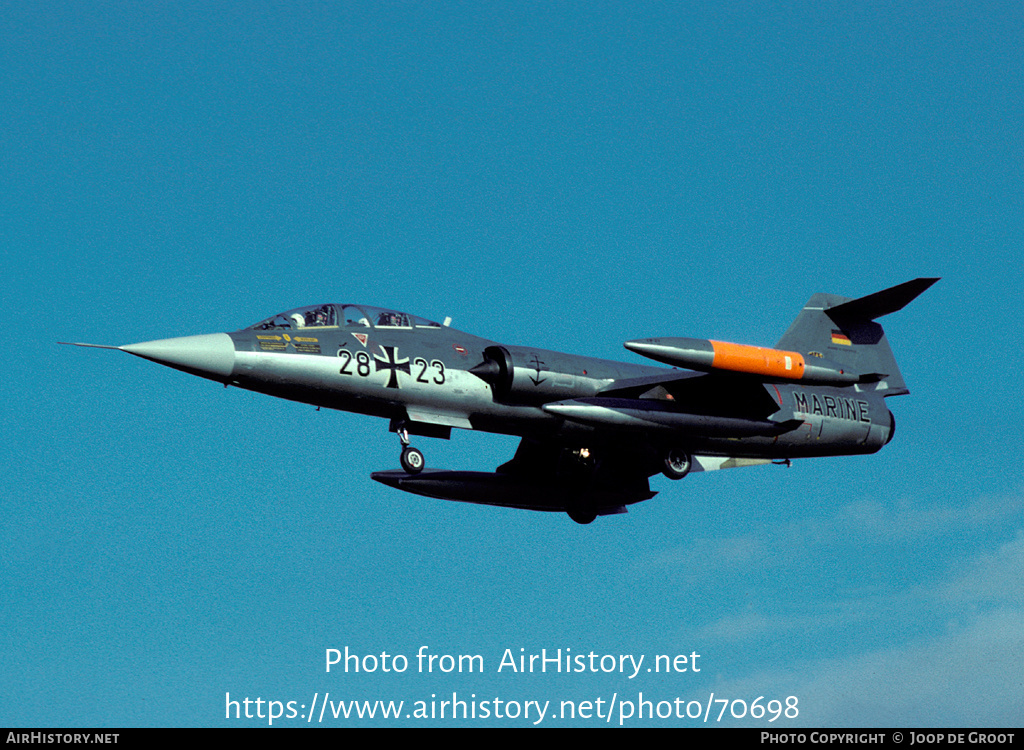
[120,333,236,381]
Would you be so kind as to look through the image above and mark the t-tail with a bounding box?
[773,277,939,397]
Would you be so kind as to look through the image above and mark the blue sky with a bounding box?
[3,1,1023,727]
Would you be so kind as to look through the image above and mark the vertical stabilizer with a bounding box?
[774,278,938,396]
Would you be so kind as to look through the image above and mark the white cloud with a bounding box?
[782,607,1024,726]
[701,519,1024,726]
[940,530,1024,607]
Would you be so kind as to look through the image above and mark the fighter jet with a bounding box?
[61,278,937,524]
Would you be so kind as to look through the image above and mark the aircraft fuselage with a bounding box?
[64,281,936,522]
[219,317,891,460]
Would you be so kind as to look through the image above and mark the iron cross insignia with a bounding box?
[374,345,411,389]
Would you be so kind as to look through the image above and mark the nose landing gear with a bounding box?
[397,426,425,474]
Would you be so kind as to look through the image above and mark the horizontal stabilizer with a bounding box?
[826,278,940,322]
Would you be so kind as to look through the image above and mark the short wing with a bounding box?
[598,370,783,420]
[373,437,656,516]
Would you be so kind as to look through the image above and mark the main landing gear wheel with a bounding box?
[400,446,425,475]
[662,449,692,480]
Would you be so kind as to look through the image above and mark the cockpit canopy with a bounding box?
[248,304,442,331]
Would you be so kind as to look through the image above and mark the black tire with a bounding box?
[567,509,597,525]
[400,446,425,475]
[566,492,597,525]
[662,449,692,480]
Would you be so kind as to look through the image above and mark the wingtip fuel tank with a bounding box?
[624,337,861,385]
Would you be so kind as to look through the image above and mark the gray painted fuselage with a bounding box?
[222,317,892,460]
[64,280,935,522]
